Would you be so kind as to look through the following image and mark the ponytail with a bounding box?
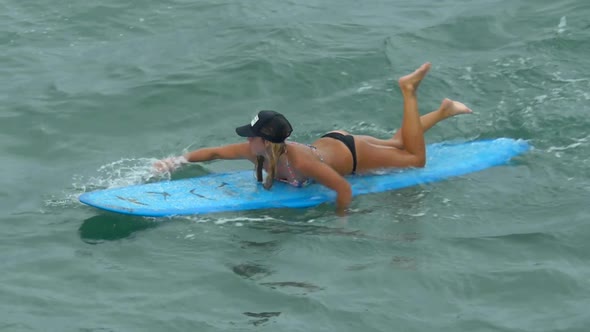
[254,142,286,190]
[255,156,264,182]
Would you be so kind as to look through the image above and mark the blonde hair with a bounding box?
[255,142,287,189]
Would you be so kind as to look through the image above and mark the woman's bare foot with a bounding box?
[398,62,432,93]
[439,98,473,118]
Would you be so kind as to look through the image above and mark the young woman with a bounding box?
[155,63,472,215]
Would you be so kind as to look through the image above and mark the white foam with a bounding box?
[547,135,589,153]
[547,143,582,152]
[552,72,588,83]
[181,215,279,225]
[460,66,473,81]
[44,192,83,208]
[533,95,548,104]
[356,82,372,93]
[557,16,567,34]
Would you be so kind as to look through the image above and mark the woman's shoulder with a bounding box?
[286,140,312,147]
[285,141,314,154]
[286,141,323,166]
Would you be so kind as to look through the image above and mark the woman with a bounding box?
[155,63,472,215]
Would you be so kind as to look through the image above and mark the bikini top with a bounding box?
[278,142,324,188]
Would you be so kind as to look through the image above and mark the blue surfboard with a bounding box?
[79,138,530,217]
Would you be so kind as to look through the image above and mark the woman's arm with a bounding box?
[183,142,253,162]
[293,157,352,215]
[155,142,253,172]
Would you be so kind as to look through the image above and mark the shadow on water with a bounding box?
[260,281,323,293]
[246,221,366,237]
[242,312,281,326]
[78,213,158,244]
[243,215,421,244]
[231,262,274,280]
[231,261,324,299]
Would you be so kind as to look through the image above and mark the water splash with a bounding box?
[45,157,170,209]
[76,157,169,191]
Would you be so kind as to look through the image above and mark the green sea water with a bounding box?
[2,0,590,331]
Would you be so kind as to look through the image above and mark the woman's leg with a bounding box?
[356,98,472,149]
[396,63,429,166]
[355,63,431,170]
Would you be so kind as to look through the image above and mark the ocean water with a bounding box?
[1,0,590,331]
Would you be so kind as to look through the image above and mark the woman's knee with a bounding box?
[411,155,426,168]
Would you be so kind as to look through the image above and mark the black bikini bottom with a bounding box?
[321,132,357,174]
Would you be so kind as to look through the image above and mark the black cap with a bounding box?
[235,110,293,143]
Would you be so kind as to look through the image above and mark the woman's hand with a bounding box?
[335,192,352,217]
[151,142,252,174]
[153,156,187,173]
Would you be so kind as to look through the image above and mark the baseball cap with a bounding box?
[235,110,293,143]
